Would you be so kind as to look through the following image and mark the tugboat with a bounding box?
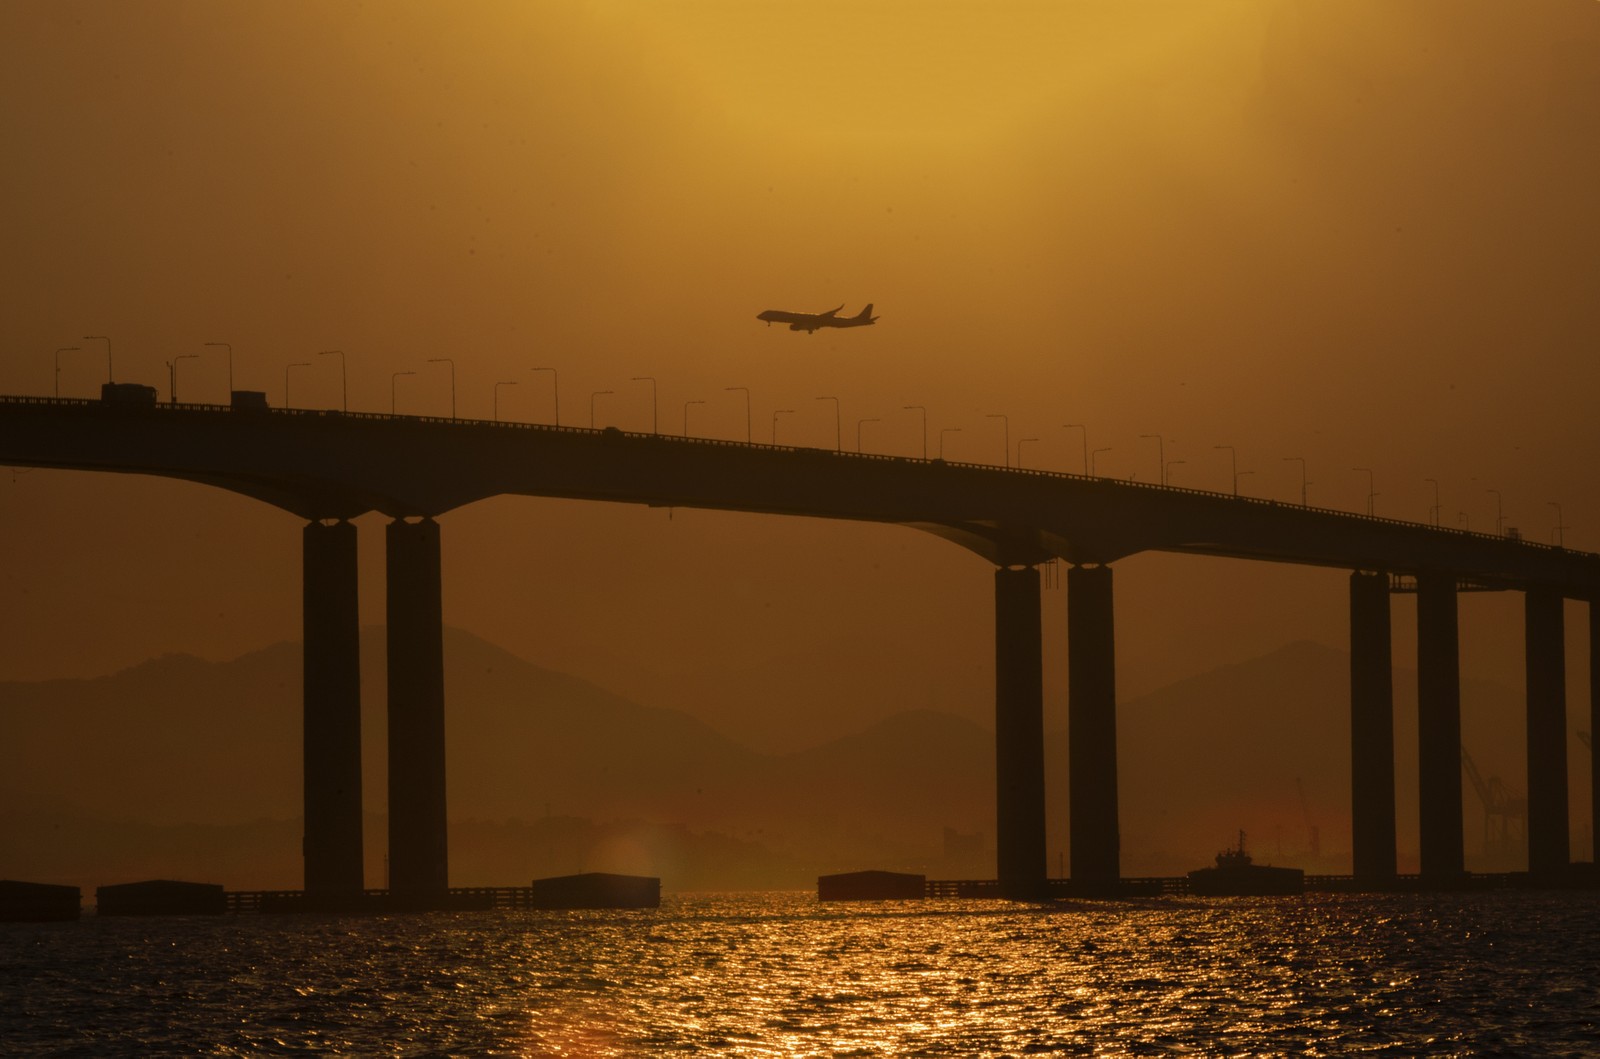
[1186,830,1304,896]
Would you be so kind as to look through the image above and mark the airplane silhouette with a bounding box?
[756,303,877,333]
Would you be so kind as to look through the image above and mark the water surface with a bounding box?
[4,890,1598,1055]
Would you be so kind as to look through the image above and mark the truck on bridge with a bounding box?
[100,382,158,405]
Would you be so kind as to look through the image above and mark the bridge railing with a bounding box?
[1,394,1581,559]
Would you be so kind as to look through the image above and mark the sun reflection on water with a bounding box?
[3,891,1599,1055]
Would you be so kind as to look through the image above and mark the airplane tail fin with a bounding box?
[856,303,876,322]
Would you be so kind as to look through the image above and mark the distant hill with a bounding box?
[2,631,1582,893]
[579,632,995,753]
[1101,639,1580,875]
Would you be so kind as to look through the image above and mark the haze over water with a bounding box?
[6,891,1599,1055]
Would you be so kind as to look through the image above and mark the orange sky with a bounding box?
[3,0,1599,746]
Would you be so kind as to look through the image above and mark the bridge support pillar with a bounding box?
[386,517,449,903]
[1592,601,1599,870]
[302,519,364,899]
[1416,572,1465,881]
[1525,586,1569,877]
[1349,571,1397,880]
[1068,564,1119,891]
[994,565,1047,900]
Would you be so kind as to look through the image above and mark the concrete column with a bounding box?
[302,519,364,898]
[1416,572,1465,880]
[1349,571,1397,880]
[1067,564,1119,890]
[386,517,448,902]
[1592,601,1599,870]
[993,565,1047,900]
[1525,586,1569,877]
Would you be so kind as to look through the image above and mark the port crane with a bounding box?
[1460,745,1527,865]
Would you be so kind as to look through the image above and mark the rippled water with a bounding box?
[4,890,1599,1055]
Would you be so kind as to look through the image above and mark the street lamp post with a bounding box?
[170,352,198,403]
[1284,457,1308,505]
[84,335,112,384]
[816,396,840,451]
[319,350,346,412]
[1091,447,1112,476]
[725,386,751,442]
[391,370,415,414]
[1487,488,1504,536]
[590,389,614,428]
[772,408,794,444]
[1425,477,1440,526]
[53,346,80,398]
[1017,437,1039,468]
[683,398,704,437]
[632,376,658,434]
[494,380,517,421]
[427,357,456,419]
[1550,501,1565,547]
[1354,467,1376,516]
[986,413,1009,467]
[1140,434,1165,485]
[530,367,559,426]
[1237,469,1256,495]
[286,361,311,408]
[903,405,927,459]
[938,427,961,459]
[1215,444,1238,495]
[1064,423,1088,475]
[856,417,880,453]
[205,341,233,395]
[1166,458,1186,485]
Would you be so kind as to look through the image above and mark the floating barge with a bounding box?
[97,879,227,916]
[0,880,81,922]
[818,870,927,901]
[529,872,660,909]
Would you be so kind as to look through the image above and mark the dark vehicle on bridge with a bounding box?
[230,390,269,411]
[100,382,158,405]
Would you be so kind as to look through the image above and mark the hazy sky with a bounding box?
[3,0,1598,735]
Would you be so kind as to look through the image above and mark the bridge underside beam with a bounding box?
[302,520,364,897]
[1417,572,1465,880]
[1068,564,1119,890]
[994,566,1047,900]
[387,517,449,901]
[1525,587,1569,876]
[1349,571,1397,880]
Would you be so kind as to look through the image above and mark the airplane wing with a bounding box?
[820,304,844,317]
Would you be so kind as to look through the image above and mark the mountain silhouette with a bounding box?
[3,631,1574,892]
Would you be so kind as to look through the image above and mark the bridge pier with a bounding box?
[1349,571,1397,880]
[1416,572,1465,880]
[1068,563,1119,891]
[993,565,1047,899]
[386,517,449,902]
[302,520,364,898]
[1525,586,1569,877]
[1592,601,1599,868]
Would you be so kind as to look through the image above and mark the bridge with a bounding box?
[4,393,1598,901]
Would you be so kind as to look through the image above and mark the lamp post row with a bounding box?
[38,343,1563,541]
